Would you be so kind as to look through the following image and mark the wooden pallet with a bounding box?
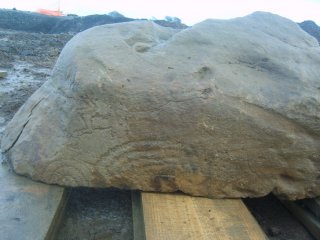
[132,192,267,240]
[2,158,319,240]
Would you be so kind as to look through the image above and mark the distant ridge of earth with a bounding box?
[0,8,320,44]
[298,20,320,43]
[0,9,187,33]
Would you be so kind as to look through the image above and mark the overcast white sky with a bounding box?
[1,0,320,25]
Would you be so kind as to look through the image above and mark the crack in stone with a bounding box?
[3,98,44,153]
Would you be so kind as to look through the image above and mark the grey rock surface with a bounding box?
[2,12,320,200]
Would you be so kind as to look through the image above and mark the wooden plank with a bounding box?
[0,162,68,240]
[281,200,320,240]
[131,191,146,240]
[301,197,320,218]
[45,189,70,240]
[140,192,267,240]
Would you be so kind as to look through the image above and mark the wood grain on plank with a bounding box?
[141,192,267,240]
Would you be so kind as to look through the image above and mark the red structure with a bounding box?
[37,0,63,16]
[37,8,63,16]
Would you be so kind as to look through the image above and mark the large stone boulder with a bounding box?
[1,12,320,200]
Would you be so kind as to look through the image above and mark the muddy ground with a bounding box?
[0,26,316,239]
[0,28,73,135]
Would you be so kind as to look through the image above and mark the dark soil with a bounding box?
[56,188,133,240]
[0,28,73,141]
[0,28,73,68]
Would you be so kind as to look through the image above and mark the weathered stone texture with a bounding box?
[2,12,320,199]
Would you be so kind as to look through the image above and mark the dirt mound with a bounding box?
[299,20,320,43]
[0,9,58,33]
[0,9,187,34]
[0,9,134,33]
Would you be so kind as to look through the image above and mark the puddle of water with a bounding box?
[0,61,51,93]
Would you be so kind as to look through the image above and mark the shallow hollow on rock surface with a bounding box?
[1,12,320,200]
